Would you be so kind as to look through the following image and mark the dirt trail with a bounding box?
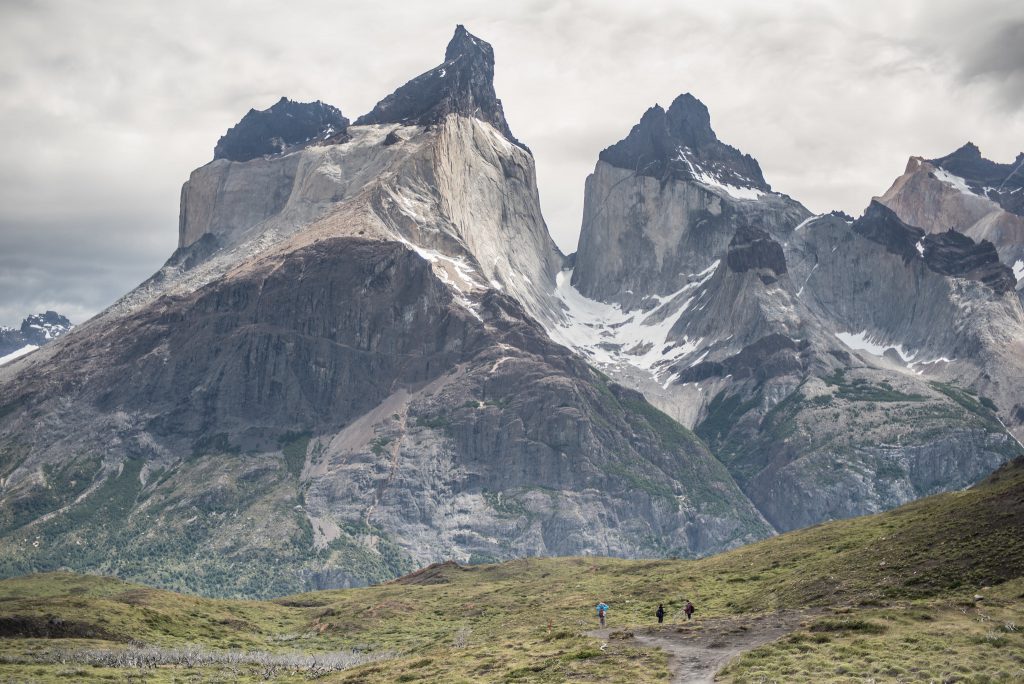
[590,610,817,683]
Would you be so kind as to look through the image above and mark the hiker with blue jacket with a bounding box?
[595,601,609,627]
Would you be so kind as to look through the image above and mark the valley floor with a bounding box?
[0,457,1021,682]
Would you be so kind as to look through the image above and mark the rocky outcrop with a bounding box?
[725,225,787,276]
[853,200,925,263]
[214,97,349,163]
[923,229,1016,294]
[675,334,804,384]
[355,25,522,148]
[852,200,1016,294]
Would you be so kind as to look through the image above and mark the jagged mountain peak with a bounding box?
[664,93,716,147]
[213,97,349,162]
[354,25,523,148]
[598,92,768,192]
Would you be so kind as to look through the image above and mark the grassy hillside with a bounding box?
[0,458,1021,682]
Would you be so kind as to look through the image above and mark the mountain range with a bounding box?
[0,26,1021,598]
[0,311,72,364]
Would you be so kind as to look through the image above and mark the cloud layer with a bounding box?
[1,0,1022,326]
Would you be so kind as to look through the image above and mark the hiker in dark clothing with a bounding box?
[656,604,665,624]
[684,600,695,620]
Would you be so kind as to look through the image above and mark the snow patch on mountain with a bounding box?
[793,215,824,233]
[932,167,973,195]
[675,147,765,201]
[0,345,39,366]
[835,330,917,363]
[395,237,484,319]
[548,264,717,383]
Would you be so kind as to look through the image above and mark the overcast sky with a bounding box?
[1,0,1022,327]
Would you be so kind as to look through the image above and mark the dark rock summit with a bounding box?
[214,97,349,162]
[355,25,523,148]
[598,94,768,189]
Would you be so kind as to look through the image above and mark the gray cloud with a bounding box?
[2,0,1023,326]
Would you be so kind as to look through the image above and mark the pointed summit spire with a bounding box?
[444,24,491,63]
[355,25,523,148]
[598,92,767,190]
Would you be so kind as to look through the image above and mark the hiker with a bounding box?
[595,601,609,628]
[656,603,665,624]
[684,600,695,620]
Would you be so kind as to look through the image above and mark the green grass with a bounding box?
[719,580,1024,683]
[0,457,1021,682]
